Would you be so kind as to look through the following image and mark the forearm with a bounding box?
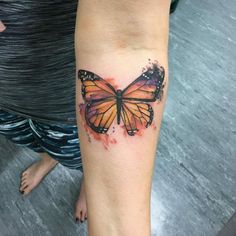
[75,1,170,235]
[75,0,169,55]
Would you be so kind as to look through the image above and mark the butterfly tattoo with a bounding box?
[78,61,165,136]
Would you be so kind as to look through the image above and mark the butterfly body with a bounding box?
[79,62,165,136]
[116,89,123,125]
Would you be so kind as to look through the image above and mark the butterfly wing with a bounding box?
[120,62,165,135]
[121,62,165,102]
[78,70,117,102]
[78,70,117,134]
[86,99,117,134]
[120,101,153,136]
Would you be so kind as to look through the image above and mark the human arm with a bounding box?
[75,1,171,235]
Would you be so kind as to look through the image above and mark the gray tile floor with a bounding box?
[0,0,236,235]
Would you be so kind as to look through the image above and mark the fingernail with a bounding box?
[80,220,83,223]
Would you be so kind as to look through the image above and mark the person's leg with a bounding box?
[22,119,87,221]
[75,0,170,235]
[0,109,87,220]
[0,110,56,194]
[0,109,43,152]
[20,151,88,221]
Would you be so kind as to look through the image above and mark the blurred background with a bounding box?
[0,0,235,235]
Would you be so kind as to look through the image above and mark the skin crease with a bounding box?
[75,0,169,54]
[75,0,171,235]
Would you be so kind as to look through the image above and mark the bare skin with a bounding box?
[19,152,87,222]
[75,175,88,222]
[75,0,171,234]
[19,153,58,195]
[0,21,6,32]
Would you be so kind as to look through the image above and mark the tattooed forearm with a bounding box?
[78,60,165,146]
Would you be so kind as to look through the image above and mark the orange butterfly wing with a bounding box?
[79,70,117,133]
[85,99,117,133]
[121,101,154,135]
[122,62,165,101]
[79,70,116,102]
[120,62,165,135]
